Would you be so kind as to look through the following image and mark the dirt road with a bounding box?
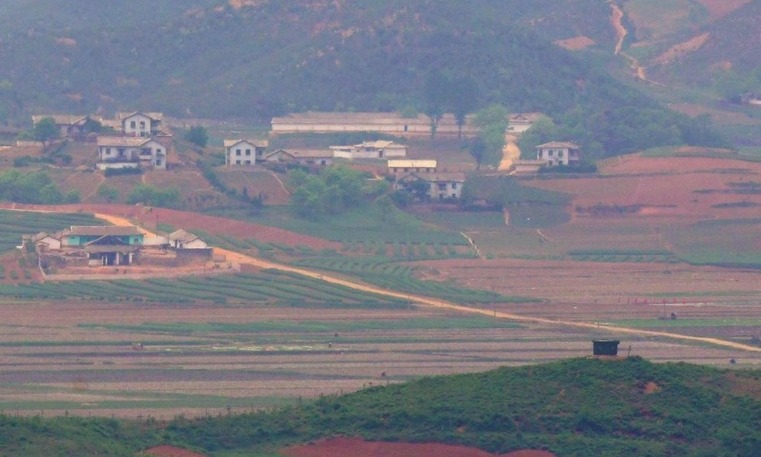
[498,134,521,171]
[96,212,761,354]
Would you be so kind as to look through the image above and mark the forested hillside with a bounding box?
[0,1,735,155]
[3,357,761,456]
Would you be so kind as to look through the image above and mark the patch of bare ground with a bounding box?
[282,438,557,457]
[554,35,596,50]
[653,32,710,65]
[695,0,752,20]
[142,445,207,457]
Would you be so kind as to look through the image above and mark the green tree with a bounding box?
[449,76,479,138]
[473,104,508,167]
[32,117,59,149]
[96,184,119,203]
[185,125,209,148]
[423,71,448,136]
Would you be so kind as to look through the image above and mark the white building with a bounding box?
[536,141,581,167]
[96,136,167,170]
[117,112,164,137]
[330,140,407,159]
[396,172,466,201]
[224,139,268,167]
[387,159,437,176]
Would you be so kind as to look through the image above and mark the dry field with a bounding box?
[283,437,557,457]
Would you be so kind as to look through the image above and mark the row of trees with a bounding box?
[0,170,79,204]
[289,166,388,219]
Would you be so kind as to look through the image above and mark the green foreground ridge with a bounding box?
[2,357,760,457]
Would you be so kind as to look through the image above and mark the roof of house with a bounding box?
[387,159,437,168]
[67,226,143,237]
[97,136,157,147]
[224,139,268,148]
[32,114,87,125]
[536,141,581,149]
[168,229,200,244]
[272,111,473,127]
[401,172,466,183]
[509,112,543,123]
[116,111,164,122]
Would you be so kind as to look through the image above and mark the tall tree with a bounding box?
[32,117,58,149]
[185,125,209,148]
[449,76,479,138]
[473,104,508,167]
[423,71,449,137]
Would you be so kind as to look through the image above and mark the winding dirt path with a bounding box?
[94,212,761,355]
[609,1,663,86]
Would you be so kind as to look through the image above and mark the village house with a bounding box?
[26,226,212,270]
[23,232,63,251]
[224,139,268,167]
[330,140,407,159]
[536,141,581,166]
[387,159,437,176]
[167,229,209,250]
[96,136,167,170]
[116,112,164,137]
[31,114,95,139]
[61,226,144,266]
[272,112,479,137]
[396,172,466,201]
[264,149,333,167]
[507,113,542,134]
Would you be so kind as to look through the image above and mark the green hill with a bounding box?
[3,357,761,456]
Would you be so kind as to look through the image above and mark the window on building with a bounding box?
[244,160,251,165]
[452,183,458,189]
[236,160,241,164]
[438,183,446,191]
[236,149,241,156]
[245,149,251,156]
[130,121,136,128]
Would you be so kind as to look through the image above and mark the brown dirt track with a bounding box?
[282,438,556,457]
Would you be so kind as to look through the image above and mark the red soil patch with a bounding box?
[554,35,596,50]
[143,445,206,457]
[695,0,752,20]
[0,203,341,251]
[282,438,556,457]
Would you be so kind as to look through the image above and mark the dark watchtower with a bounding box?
[592,340,620,356]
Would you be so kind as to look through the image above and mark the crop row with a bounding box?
[293,257,536,304]
[0,210,100,252]
[0,270,409,308]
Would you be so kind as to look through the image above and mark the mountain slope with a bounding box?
[0,1,729,155]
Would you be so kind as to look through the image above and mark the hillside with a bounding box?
[0,1,729,156]
[3,357,761,456]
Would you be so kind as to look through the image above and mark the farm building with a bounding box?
[31,114,90,139]
[167,229,209,250]
[96,136,167,170]
[330,140,407,159]
[536,141,582,167]
[396,172,466,201]
[271,111,479,136]
[225,139,269,167]
[387,159,437,176]
[264,149,333,167]
[60,226,144,266]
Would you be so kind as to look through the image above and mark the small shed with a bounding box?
[592,339,620,356]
